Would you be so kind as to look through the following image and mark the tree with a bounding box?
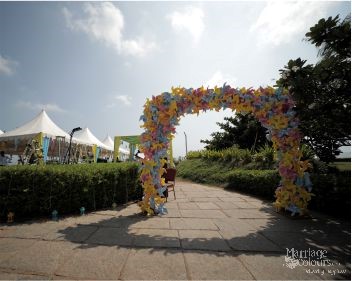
[276,15,350,162]
[200,113,269,151]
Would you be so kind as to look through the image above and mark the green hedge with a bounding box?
[177,158,233,184]
[177,159,351,218]
[0,163,142,221]
[309,171,351,218]
[186,147,252,164]
[225,170,280,199]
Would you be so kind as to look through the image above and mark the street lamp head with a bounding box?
[72,127,82,133]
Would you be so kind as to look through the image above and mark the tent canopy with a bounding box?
[74,127,111,150]
[102,134,129,154]
[0,110,71,141]
[102,135,114,150]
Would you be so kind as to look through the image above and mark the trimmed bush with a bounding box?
[177,158,351,218]
[225,170,280,199]
[309,170,351,218]
[186,147,252,165]
[177,158,280,198]
[0,163,142,221]
[177,158,232,184]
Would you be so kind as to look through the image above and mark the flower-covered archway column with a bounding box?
[139,86,313,216]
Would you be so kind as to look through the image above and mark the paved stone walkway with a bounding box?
[0,180,350,280]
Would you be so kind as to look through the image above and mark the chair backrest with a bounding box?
[164,168,176,182]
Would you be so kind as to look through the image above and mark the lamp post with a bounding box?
[184,131,188,157]
[63,127,82,164]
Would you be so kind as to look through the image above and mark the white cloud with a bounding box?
[121,38,157,57]
[250,1,332,46]
[167,6,205,44]
[0,55,18,76]
[63,2,157,57]
[204,71,237,88]
[114,95,132,106]
[16,101,65,113]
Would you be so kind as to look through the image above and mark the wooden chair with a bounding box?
[164,168,176,201]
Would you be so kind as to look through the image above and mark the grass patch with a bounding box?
[330,161,351,171]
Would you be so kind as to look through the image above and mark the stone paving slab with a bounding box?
[261,231,331,252]
[44,225,98,242]
[116,205,142,217]
[173,194,187,199]
[233,202,259,209]
[196,202,221,210]
[0,223,58,239]
[222,208,279,219]
[183,250,253,280]
[219,197,246,202]
[0,238,37,264]
[170,218,218,230]
[214,201,239,209]
[247,201,273,208]
[91,210,121,216]
[164,202,178,209]
[54,245,130,280]
[173,197,190,202]
[121,248,187,280]
[220,229,283,252]
[177,202,200,210]
[128,217,170,229]
[180,192,203,198]
[85,227,137,246]
[246,218,308,232]
[262,231,351,261]
[179,230,231,251]
[303,256,351,280]
[189,197,222,202]
[63,214,115,226]
[94,216,126,228]
[213,218,257,231]
[0,270,50,280]
[299,218,351,234]
[134,229,180,248]
[238,253,321,280]
[162,208,182,218]
[0,241,76,276]
[180,209,227,219]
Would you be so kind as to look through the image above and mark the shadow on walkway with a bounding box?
[55,202,350,280]
[1,181,350,280]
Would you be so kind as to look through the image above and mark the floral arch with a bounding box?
[139,86,313,216]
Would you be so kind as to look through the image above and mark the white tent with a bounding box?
[103,135,130,155]
[74,127,111,150]
[0,130,3,135]
[0,110,71,140]
[102,135,114,151]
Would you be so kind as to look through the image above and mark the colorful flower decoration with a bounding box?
[139,85,313,216]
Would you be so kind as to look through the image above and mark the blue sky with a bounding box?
[0,1,350,158]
